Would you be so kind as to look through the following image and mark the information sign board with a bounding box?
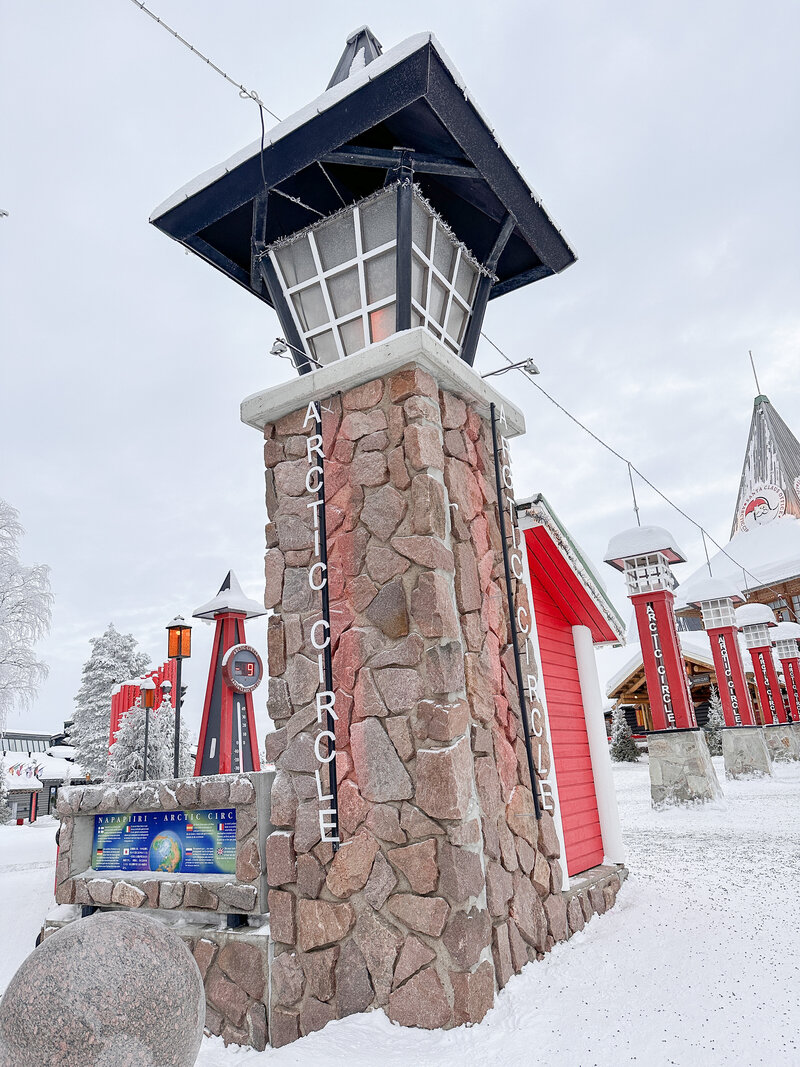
[91,808,236,876]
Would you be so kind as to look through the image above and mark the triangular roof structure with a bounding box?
[327,27,384,88]
[731,394,800,537]
[192,570,265,620]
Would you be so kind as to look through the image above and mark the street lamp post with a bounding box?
[167,617,192,778]
[140,677,157,780]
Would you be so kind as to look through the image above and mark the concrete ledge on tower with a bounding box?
[646,729,723,807]
[721,725,772,779]
[762,723,800,762]
[241,328,526,439]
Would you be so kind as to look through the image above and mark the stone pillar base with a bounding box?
[721,726,772,779]
[647,729,723,807]
[763,723,800,762]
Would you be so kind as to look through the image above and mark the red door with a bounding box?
[528,567,604,876]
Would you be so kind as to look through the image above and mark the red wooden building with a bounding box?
[518,496,626,880]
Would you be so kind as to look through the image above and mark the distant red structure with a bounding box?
[193,572,264,776]
[109,660,177,750]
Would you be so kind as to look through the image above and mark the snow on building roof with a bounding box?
[1,752,82,792]
[604,526,686,570]
[601,631,718,699]
[675,516,800,609]
[193,570,265,621]
[736,603,777,629]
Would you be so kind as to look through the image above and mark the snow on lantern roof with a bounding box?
[684,576,746,608]
[736,603,777,630]
[772,621,800,643]
[603,526,687,571]
[675,516,800,609]
[150,30,575,314]
[193,570,265,620]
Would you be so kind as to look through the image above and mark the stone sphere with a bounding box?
[0,910,205,1067]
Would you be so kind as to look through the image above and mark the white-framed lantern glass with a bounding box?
[269,186,482,366]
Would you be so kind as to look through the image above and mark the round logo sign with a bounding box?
[738,483,786,532]
[222,644,263,692]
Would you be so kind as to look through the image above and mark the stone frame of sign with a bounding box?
[54,771,273,916]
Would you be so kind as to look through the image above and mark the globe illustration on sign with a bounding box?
[149,831,183,873]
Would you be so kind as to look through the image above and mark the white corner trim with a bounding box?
[572,624,627,865]
[240,328,526,437]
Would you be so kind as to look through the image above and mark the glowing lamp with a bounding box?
[140,677,157,710]
[167,616,192,659]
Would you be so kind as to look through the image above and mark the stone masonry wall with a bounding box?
[262,362,620,1046]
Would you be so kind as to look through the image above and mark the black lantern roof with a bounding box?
[151,30,576,322]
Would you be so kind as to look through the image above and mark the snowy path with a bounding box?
[3,762,800,1065]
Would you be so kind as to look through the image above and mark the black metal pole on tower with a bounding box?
[173,655,183,778]
[490,402,542,820]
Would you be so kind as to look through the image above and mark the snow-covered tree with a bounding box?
[70,624,150,780]
[107,692,193,783]
[705,685,724,756]
[0,767,11,825]
[610,704,639,762]
[0,501,52,729]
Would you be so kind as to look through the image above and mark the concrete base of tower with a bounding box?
[722,725,773,779]
[763,723,800,762]
[647,728,724,808]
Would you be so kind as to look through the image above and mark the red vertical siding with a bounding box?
[529,567,605,876]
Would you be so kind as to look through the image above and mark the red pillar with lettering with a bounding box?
[605,526,695,732]
[631,589,696,730]
[747,646,785,724]
[705,626,757,727]
[772,623,800,723]
[737,605,783,725]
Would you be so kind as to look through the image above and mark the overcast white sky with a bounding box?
[2,0,799,741]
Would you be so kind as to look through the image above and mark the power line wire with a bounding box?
[127,0,280,120]
[129,0,342,218]
[480,331,791,605]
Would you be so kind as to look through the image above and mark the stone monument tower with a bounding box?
[152,28,624,1045]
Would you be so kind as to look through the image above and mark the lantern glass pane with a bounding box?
[328,268,361,318]
[412,198,431,255]
[433,223,456,281]
[292,284,328,331]
[446,301,468,344]
[167,630,179,659]
[339,317,365,356]
[365,252,396,304]
[361,189,396,252]
[316,212,357,271]
[411,308,424,327]
[308,330,339,365]
[275,237,316,287]
[411,255,427,304]
[428,277,448,326]
[181,629,191,657]
[369,304,396,343]
[455,258,477,302]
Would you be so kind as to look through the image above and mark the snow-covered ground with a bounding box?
[3,760,800,1065]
